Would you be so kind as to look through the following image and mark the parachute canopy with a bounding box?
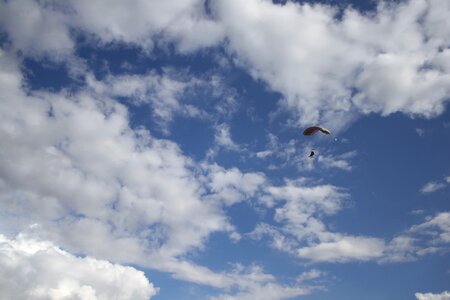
[303,126,331,136]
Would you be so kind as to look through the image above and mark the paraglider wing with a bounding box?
[319,127,331,135]
[303,126,331,136]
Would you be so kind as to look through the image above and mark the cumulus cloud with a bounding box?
[0,49,315,296]
[0,233,158,300]
[0,49,233,286]
[415,291,450,300]
[214,0,450,129]
[0,0,224,56]
[2,0,450,131]
[2,0,450,296]
[266,179,347,227]
[73,0,225,52]
[0,0,74,56]
[202,163,266,206]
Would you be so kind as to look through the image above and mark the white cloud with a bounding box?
[248,223,297,253]
[255,134,302,169]
[379,235,418,263]
[211,265,311,300]
[87,71,238,134]
[267,179,347,225]
[203,163,266,206]
[1,0,450,295]
[296,269,324,282]
[294,209,450,263]
[255,133,355,172]
[410,212,450,244]
[254,179,388,263]
[373,211,450,263]
[416,128,425,137]
[2,0,450,131]
[214,123,241,151]
[0,0,224,56]
[4,0,448,132]
[212,283,308,300]
[416,291,450,300]
[317,151,356,171]
[253,178,449,264]
[71,0,225,52]
[297,236,385,262]
[214,0,450,129]
[0,49,233,286]
[256,150,273,159]
[421,181,446,193]
[420,176,450,193]
[87,71,197,133]
[0,50,316,296]
[0,0,73,57]
[0,233,158,300]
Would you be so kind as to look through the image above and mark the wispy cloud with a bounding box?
[410,212,450,244]
[421,181,447,193]
[420,176,450,193]
[415,290,450,300]
[317,151,357,171]
[416,128,425,137]
[249,178,387,263]
[87,71,238,134]
[255,133,356,172]
[211,265,312,300]
[214,123,241,151]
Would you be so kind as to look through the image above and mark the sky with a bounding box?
[0,0,449,299]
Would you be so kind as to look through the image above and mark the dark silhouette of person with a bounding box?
[309,150,315,158]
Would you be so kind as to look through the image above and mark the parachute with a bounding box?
[303,126,336,158]
[303,126,331,136]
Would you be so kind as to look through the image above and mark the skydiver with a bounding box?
[309,150,315,158]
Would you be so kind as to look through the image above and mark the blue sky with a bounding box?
[0,0,449,299]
